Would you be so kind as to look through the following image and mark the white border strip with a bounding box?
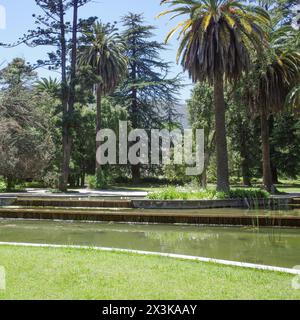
[0,242,299,275]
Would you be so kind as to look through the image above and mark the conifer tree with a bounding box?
[118,13,181,182]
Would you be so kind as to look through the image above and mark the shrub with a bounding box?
[96,170,109,189]
[87,171,109,190]
[42,171,60,189]
[0,178,6,192]
[87,175,97,189]
[24,181,46,188]
[148,187,225,200]
[228,188,270,200]
[148,187,270,200]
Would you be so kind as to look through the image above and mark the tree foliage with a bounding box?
[0,59,55,190]
[117,13,181,129]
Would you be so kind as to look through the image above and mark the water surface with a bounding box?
[0,218,299,268]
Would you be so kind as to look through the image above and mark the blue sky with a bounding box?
[0,0,193,101]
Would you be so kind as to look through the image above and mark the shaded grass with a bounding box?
[276,183,300,194]
[0,245,299,300]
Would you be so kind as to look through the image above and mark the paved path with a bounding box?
[1,188,300,199]
[272,193,300,198]
[0,188,148,199]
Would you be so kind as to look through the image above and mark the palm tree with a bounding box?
[159,0,270,192]
[285,27,300,111]
[36,77,61,98]
[287,84,300,109]
[247,26,300,192]
[78,22,127,177]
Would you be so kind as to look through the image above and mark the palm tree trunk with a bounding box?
[96,84,102,175]
[268,116,279,185]
[240,130,252,187]
[260,112,274,193]
[201,131,216,189]
[214,73,230,192]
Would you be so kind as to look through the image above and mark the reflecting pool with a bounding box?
[0,218,299,268]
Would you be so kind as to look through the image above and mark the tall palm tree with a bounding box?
[78,22,127,176]
[159,0,270,192]
[247,26,300,192]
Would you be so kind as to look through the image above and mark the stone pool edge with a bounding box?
[132,198,291,210]
[1,196,299,227]
[0,196,293,209]
[0,241,299,276]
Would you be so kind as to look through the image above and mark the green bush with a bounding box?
[87,171,109,190]
[87,175,97,189]
[148,187,226,200]
[0,178,6,192]
[148,186,270,200]
[96,170,108,189]
[228,188,270,200]
[23,181,46,188]
[42,171,60,189]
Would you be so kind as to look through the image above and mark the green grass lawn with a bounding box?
[0,245,299,300]
[276,183,300,194]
